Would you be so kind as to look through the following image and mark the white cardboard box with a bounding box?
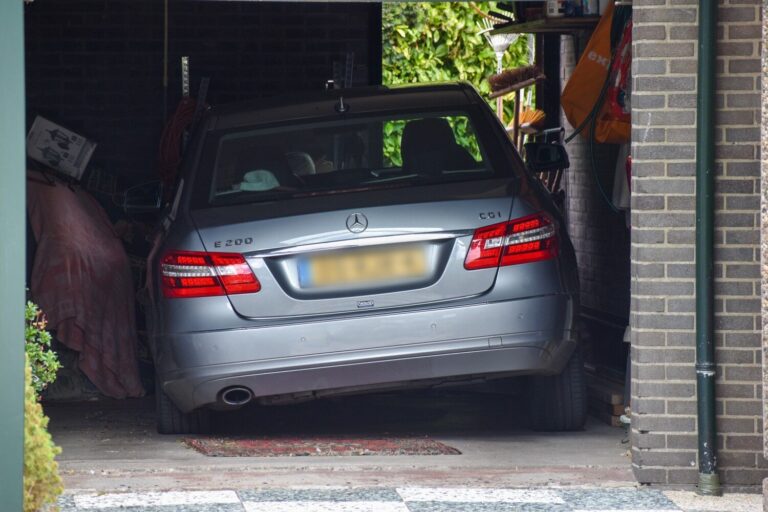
[26,116,97,181]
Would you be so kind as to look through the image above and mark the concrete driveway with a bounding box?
[46,387,633,492]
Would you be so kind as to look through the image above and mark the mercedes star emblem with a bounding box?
[346,213,368,234]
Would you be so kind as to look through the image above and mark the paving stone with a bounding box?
[243,503,408,512]
[62,506,245,512]
[397,488,563,504]
[239,488,402,502]
[663,490,762,512]
[559,488,679,510]
[404,503,573,512]
[57,486,766,511]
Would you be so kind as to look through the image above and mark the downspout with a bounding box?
[695,0,721,497]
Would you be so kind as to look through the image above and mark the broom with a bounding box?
[489,65,542,93]
[518,108,546,130]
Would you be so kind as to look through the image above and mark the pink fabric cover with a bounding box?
[27,171,144,399]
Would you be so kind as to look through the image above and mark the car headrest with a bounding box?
[401,118,458,171]
[285,152,316,176]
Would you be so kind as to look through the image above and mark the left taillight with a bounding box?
[464,212,558,270]
[160,250,261,298]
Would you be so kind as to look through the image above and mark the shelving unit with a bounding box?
[490,73,547,149]
[488,74,546,100]
[489,16,600,36]
[488,16,601,142]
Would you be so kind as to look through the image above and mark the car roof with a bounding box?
[206,82,484,131]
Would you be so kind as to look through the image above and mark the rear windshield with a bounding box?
[195,108,513,207]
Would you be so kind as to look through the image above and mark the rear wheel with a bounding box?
[527,346,587,431]
[155,378,211,435]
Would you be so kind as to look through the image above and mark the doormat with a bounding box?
[183,436,461,457]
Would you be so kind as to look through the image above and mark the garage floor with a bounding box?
[47,388,633,492]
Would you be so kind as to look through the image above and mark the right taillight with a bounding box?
[160,250,261,298]
[464,212,558,270]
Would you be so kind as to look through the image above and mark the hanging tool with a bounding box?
[561,2,632,213]
[181,56,190,98]
[480,18,520,121]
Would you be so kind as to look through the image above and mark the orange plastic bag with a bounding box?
[561,1,631,144]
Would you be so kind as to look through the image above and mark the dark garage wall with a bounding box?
[24,0,380,180]
[560,34,631,372]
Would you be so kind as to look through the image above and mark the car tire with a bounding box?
[527,346,587,431]
[155,378,211,435]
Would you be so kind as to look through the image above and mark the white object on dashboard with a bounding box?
[545,0,565,18]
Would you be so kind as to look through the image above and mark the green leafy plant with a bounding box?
[382,2,529,163]
[25,301,61,394]
[24,355,64,512]
[23,300,63,511]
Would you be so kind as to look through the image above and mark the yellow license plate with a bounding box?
[301,245,427,288]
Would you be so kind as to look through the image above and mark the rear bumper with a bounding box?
[156,294,576,412]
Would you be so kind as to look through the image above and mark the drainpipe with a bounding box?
[695,0,721,497]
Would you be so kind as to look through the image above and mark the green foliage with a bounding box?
[446,116,482,159]
[383,2,529,91]
[24,356,64,512]
[25,301,60,395]
[382,119,408,167]
[382,2,530,163]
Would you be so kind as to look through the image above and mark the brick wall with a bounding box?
[561,33,631,371]
[24,0,379,181]
[760,0,768,467]
[631,0,765,489]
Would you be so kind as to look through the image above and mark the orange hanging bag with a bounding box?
[561,1,631,144]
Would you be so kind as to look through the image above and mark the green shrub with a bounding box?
[24,356,63,512]
[24,300,63,511]
[383,2,528,92]
[382,2,530,163]
[25,301,61,394]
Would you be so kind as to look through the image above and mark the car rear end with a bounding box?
[147,83,580,432]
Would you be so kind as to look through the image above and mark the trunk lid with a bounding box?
[191,190,514,319]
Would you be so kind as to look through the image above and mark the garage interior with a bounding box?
[26,0,382,400]
[25,0,634,490]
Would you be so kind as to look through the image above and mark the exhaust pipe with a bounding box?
[221,386,253,406]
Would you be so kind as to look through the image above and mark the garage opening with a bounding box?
[23,0,633,491]
[26,0,380,402]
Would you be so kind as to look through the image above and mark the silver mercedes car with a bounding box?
[145,82,584,434]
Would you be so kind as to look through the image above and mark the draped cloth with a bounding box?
[27,171,144,399]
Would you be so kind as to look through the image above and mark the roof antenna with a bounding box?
[335,96,349,114]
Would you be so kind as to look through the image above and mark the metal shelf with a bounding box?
[490,17,599,35]
[488,74,546,99]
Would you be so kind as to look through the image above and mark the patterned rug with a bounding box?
[183,436,461,457]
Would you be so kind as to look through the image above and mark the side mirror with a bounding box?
[523,142,570,173]
[122,181,164,214]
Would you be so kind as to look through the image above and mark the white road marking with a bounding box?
[73,490,240,508]
[243,502,410,512]
[572,510,681,512]
[396,487,565,503]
